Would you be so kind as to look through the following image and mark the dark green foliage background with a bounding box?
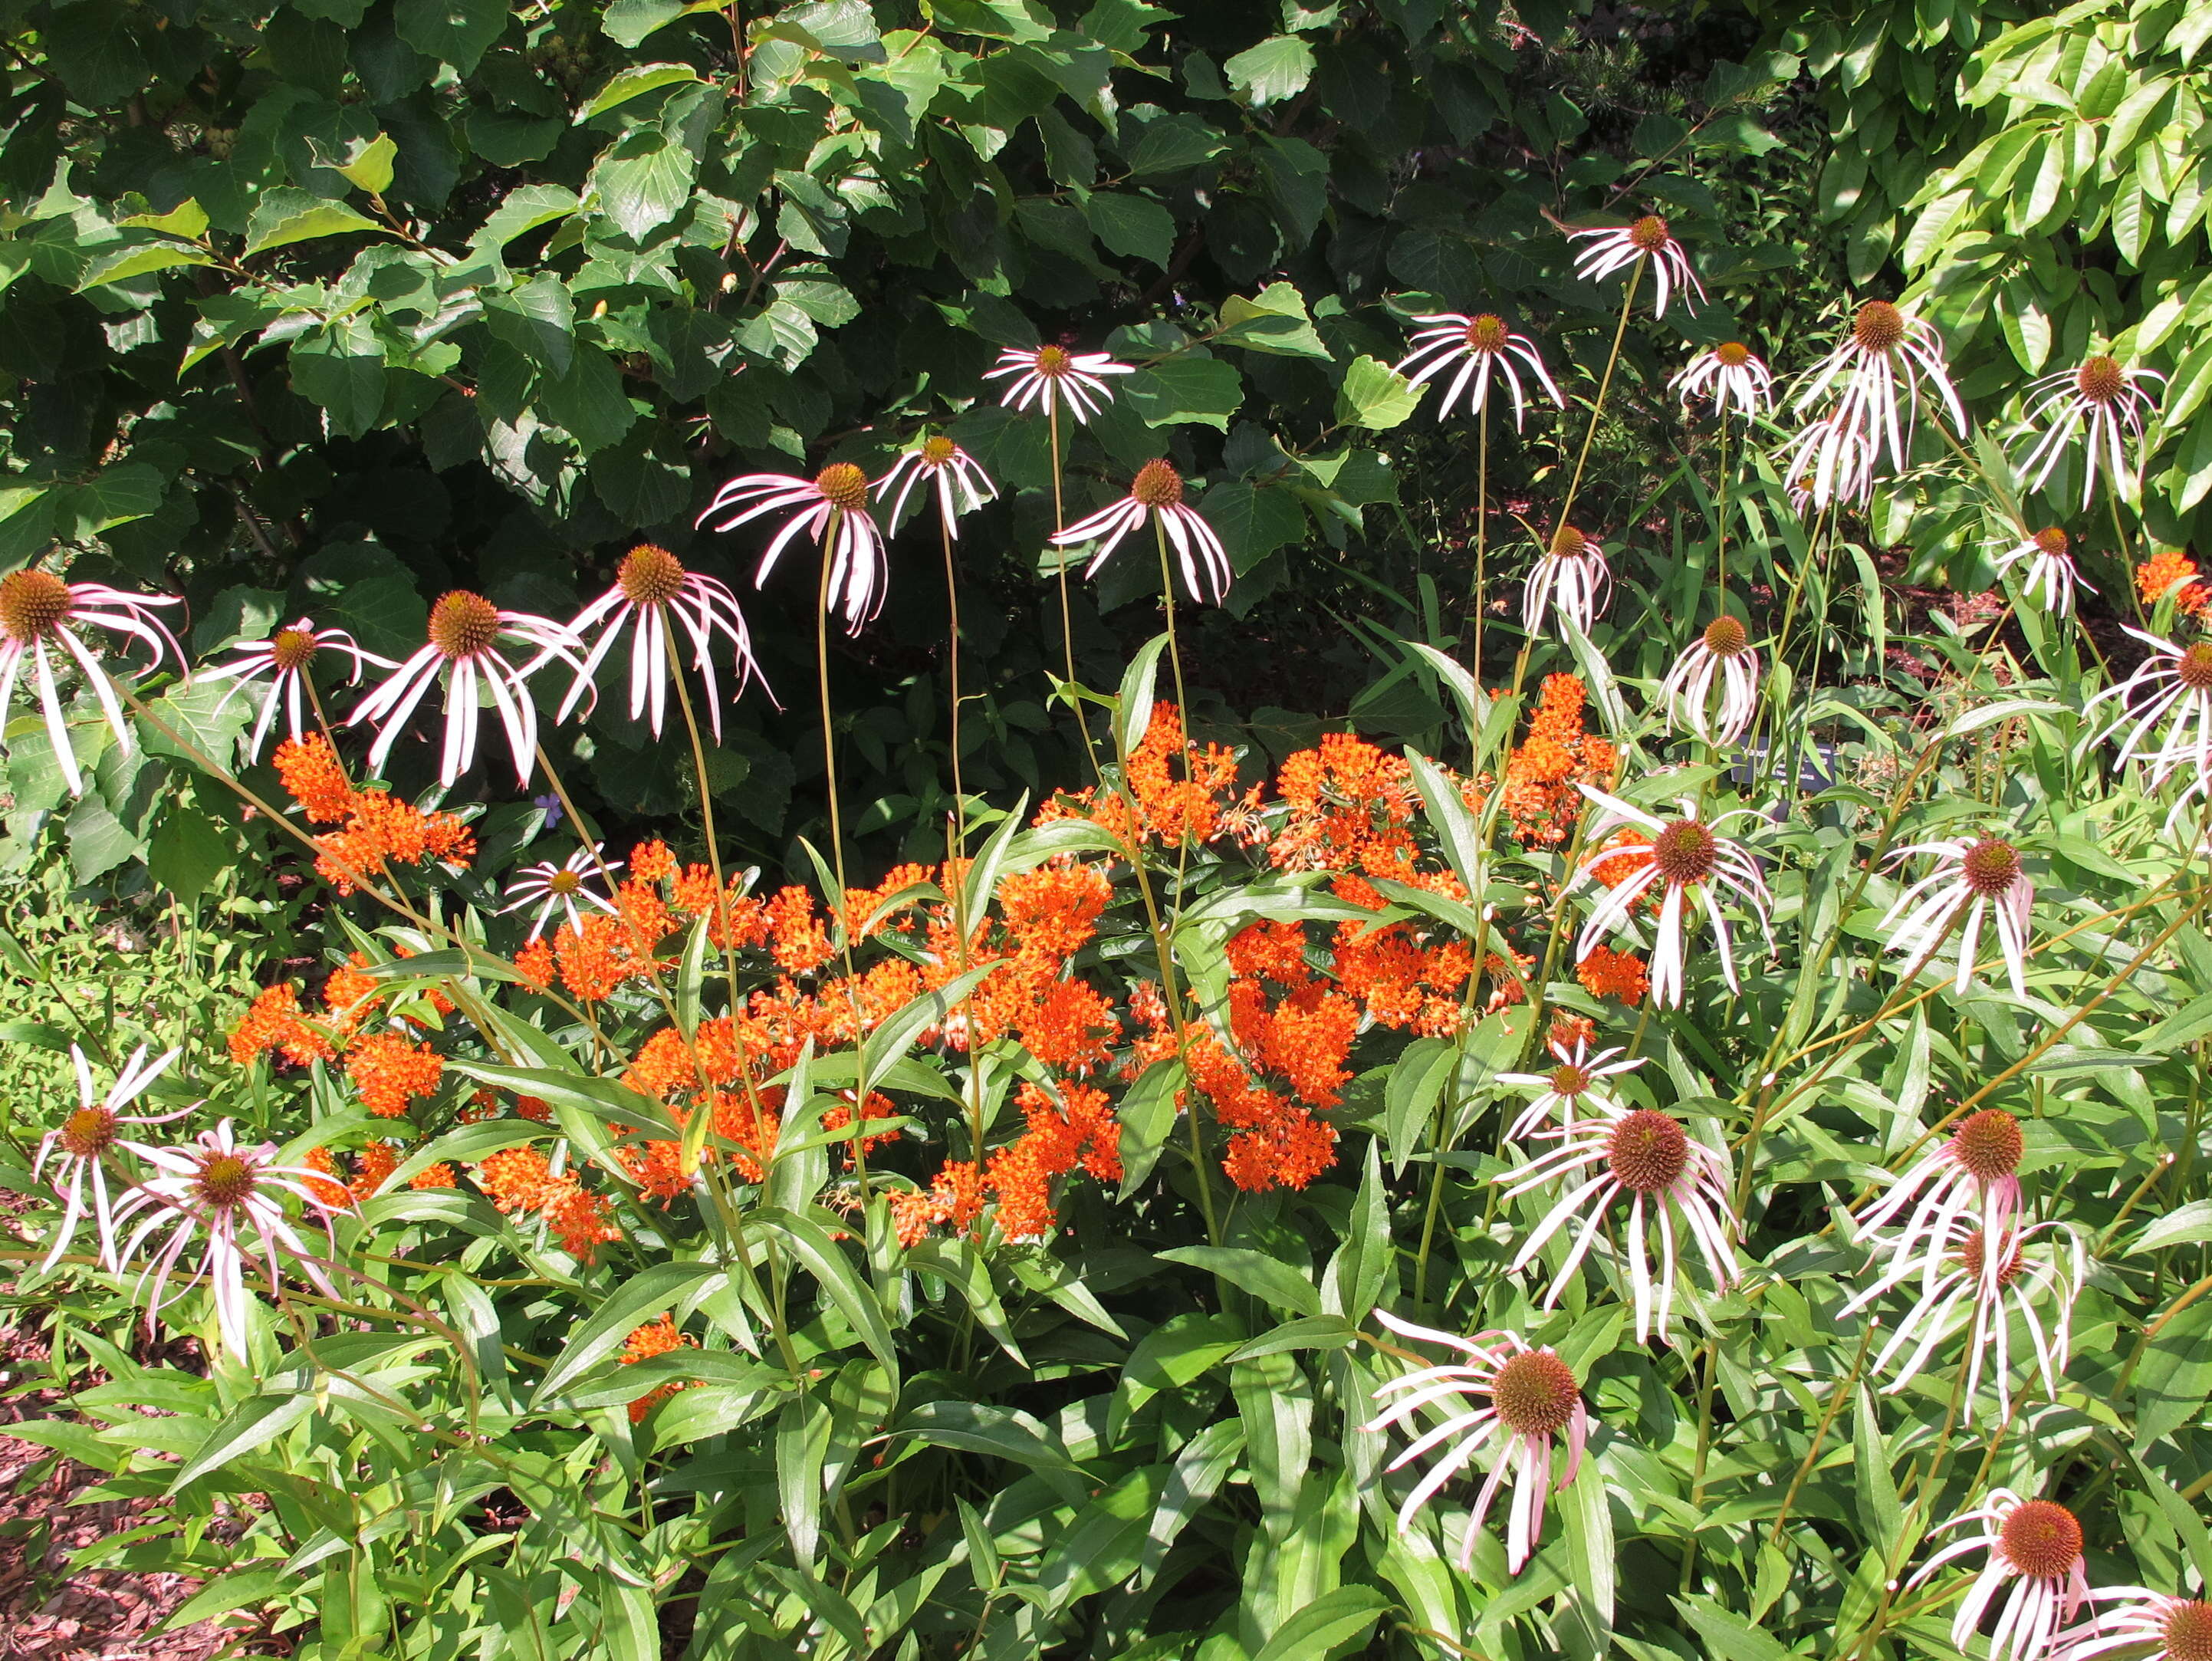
[0,0,1816,879]
[2,0,2201,883]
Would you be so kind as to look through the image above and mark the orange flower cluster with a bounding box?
[273,735,475,894]
[616,1083,786,1202]
[1271,733,1416,876]
[893,1079,1119,1246]
[345,1031,442,1119]
[1122,923,1351,1194]
[228,951,445,1097]
[303,1140,423,1205]
[1577,945,1650,1005]
[619,1315,697,1423]
[1037,703,1255,853]
[1495,674,1616,847]
[228,984,333,1067]
[473,1144,620,1261]
[2137,551,2212,619]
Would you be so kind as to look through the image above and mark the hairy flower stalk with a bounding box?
[560,544,765,740]
[202,619,389,761]
[1911,1490,2090,1661]
[348,590,582,787]
[0,568,185,796]
[879,433,998,848]
[1359,1310,1589,1574]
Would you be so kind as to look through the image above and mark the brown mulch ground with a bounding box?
[0,1325,282,1661]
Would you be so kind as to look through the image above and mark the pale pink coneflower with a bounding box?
[1496,1033,1645,1138]
[1877,833,2033,997]
[1497,1098,1738,1343]
[2053,1587,2212,1661]
[1566,791,1773,1008]
[982,344,1133,425]
[1358,1308,1589,1575]
[876,433,997,536]
[200,618,389,762]
[1523,525,1611,636]
[2084,627,2212,797]
[1050,459,1231,604]
[697,462,889,633]
[1789,300,1968,505]
[1843,1215,2080,1425]
[1852,1107,2026,1301]
[1660,614,1760,745]
[347,591,581,788]
[559,544,763,741]
[35,1045,194,1275]
[501,845,621,940]
[2017,354,2164,510]
[1781,411,1878,514]
[1909,1489,2090,1661]
[1994,527,2095,619]
[108,1120,345,1366]
[1671,340,1773,419]
[1392,312,1565,428]
[0,567,185,797]
[1569,215,1705,318]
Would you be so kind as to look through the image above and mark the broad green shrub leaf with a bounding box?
[1224,36,1316,107]
[243,189,386,257]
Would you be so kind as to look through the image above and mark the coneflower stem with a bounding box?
[816,512,874,1208]
[940,502,968,854]
[1558,256,1644,533]
[1150,513,1221,1247]
[1714,416,1731,598]
[1471,413,1491,693]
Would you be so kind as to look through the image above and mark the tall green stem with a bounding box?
[1558,258,1645,533]
[816,514,873,1205]
[1152,515,1221,1246]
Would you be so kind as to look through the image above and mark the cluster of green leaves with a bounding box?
[1779,0,2212,554]
[0,0,1812,877]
